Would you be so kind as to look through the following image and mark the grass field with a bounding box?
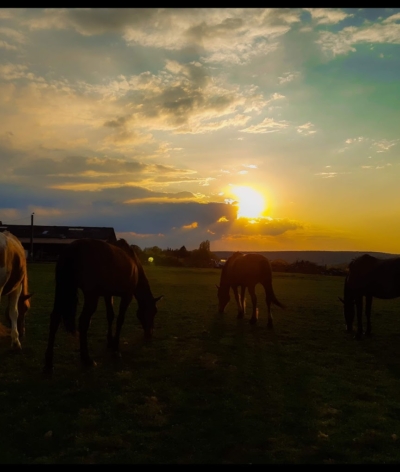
[2,263,400,464]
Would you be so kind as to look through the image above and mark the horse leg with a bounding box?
[233,286,244,319]
[355,296,363,339]
[240,285,246,316]
[261,283,274,328]
[112,295,132,355]
[43,309,63,375]
[365,295,372,336]
[7,286,22,349]
[79,293,99,367]
[248,286,258,325]
[104,296,115,348]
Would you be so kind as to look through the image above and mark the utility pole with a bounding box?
[30,212,34,261]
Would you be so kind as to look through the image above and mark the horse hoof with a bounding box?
[249,318,257,325]
[267,323,273,329]
[113,351,122,359]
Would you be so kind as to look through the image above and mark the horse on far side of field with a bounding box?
[216,252,285,327]
[339,254,400,338]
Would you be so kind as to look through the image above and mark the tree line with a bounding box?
[131,240,347,275]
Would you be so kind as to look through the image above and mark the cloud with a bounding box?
[0,58,278,172]
[382,12,400,24]
[316,13,400,56]
[0,40,17,50]
[0,26,26,44]
[304,8,353,25]
[8,154,202,193]
[21,8,301,65]
[182,221,198,229]
[240,117,289,134]
[345,136,365,144]
[314,172,338,178]
[278,71,300,84]
[77,62,269,135]
[343,137,398,154]
[209,215,302,238]
[342,137,398,154]
[372,139,398,153]
[0,63,30,80]
[297,122,316,135]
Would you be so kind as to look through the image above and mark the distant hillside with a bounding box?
[213,250,400,267]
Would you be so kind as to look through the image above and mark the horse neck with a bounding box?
[343,276,353,301]
[134,264,154,304]
[219,268,231,295]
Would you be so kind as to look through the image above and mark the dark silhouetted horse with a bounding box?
[216,252,285,326]
[339,254,400,338]
[44,238,162,374]
[0,231,32,349]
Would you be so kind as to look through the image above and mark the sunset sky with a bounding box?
[1,8,400,252]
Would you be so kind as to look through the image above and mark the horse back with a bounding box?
[0,231,26,296]
[227,253,271,285]
[66,238,139,295]
[348,255,400,298]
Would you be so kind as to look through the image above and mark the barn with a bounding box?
[0,222,117,261]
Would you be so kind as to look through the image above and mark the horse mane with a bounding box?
[349,254,376,269]
[111,238,141,264]
[220,251,244,282]
[1,230,29,287]
[113,239,153,298]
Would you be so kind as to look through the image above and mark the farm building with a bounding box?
[0,222,117,261]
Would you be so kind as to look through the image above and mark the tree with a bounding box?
[198,240,210,253]
[177,245,189,259]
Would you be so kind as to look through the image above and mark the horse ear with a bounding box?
[338,297,344,304]
[154,295,163,303]
[215,284,220,290]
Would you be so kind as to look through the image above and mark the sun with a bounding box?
[232,186,266,218]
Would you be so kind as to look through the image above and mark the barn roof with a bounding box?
[0,223,117,243]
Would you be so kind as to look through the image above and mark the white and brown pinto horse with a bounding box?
[0,231,33,348]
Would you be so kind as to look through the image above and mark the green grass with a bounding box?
[1,264,400,463]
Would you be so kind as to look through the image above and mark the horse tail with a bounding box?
[261,258,286,309]
[51,243,79,333]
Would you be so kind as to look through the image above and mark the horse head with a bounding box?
[137,295,163,339]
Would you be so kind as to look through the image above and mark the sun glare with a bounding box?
[232,186,266,219]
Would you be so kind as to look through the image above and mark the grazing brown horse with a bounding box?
[0,231,32,349]
[216,252,285,327]
[44,238,162,374]
[339,254,400,338]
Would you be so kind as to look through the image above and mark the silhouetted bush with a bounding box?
[271,259,289,272]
